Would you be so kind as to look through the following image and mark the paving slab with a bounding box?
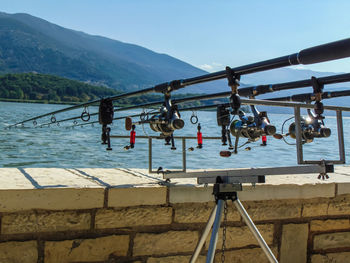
[0,166,348,210]
[0,168,34,189]
[68,168,163,188]
[24,168,102,188]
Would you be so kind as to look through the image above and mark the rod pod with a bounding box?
[190,176,278,263]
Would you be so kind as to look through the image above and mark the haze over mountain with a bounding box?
[0,10,349,105]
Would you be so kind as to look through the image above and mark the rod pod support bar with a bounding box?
[225,66,241,93]
[311,76,325,119]
[226,66,241,115]
[99,98,114,150]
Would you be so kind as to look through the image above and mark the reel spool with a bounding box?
[149,110,185,136]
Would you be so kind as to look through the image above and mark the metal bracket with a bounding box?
[294,106,346,164]
[163,164,333,184]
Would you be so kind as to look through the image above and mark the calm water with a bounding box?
[0,101,349,169]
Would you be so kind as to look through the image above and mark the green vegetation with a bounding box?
[0,73,120,103]
[0,73,206,107]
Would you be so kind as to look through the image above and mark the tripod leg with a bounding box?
[190,205,218,263]
[233,198,278,263]
[206,199,224,263]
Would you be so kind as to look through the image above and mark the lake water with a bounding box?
[0,101,349,169]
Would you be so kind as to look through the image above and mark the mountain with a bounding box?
[0,11,349,104]
[0,11,208,92]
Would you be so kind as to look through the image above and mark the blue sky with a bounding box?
[1,0,350,73]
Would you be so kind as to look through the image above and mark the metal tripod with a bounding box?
[190,180,278,263]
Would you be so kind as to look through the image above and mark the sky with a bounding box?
[1,0,350,73]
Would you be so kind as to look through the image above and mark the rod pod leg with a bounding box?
[233,198,278,263]
[206,199,224,263]
[190,205,218,263]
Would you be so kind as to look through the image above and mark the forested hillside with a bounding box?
[0,73,206,107]
[0,73,119,103]
[0,12,206,92]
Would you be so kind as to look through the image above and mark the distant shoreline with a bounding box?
[0,98,79,105]
[0,98,150,109]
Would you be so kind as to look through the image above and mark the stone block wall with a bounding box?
[1,194,350,262]
[0,168,350,262]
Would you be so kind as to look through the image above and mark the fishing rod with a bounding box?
[50,87,350,134]
[268,89,350,102]
[9,38,350,128]
[35,91,233,127]
[28,72,350,127]
[66,104,209,129]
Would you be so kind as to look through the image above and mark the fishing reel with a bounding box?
[149,103,184,150]
[280,78,331,144]
[125,94,184,150]
[149,104,184,136]
[218,104,277,157]
[230,106,276,142]
[287,109,331,143]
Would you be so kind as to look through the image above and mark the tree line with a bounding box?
[0,73,206,107]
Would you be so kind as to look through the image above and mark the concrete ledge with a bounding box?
[108,187,167,207]
[0,188,104,212]
[0,166,349,262]
[0,166,349,210]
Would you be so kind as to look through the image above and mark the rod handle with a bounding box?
[297,38,350,65]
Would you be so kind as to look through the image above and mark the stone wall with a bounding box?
[0,167,350,263]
